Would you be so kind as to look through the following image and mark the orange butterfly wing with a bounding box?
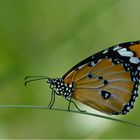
[64,59,134,114]
[63,41,140,115]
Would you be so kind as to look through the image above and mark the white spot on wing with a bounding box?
[137,66,140,71]
[130,42,134,45]
[113,45,121,51]
[127,106,131,110]
[102,50,108,54]
[91,61,95,67]
[116,47,135,57]
[134,90,137,94]
[129,57,140,64]
[118,51,134,57]
[118,48,127,52]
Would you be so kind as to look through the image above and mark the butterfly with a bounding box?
[25,40,140,115]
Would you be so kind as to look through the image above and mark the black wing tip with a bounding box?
[117,40,140,47]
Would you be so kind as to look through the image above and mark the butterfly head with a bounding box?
[47,78,73,98]
[47,78,62,89]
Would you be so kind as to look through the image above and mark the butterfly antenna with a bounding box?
[24,76,49,86]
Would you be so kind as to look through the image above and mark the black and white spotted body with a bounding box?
[47,78,73,99]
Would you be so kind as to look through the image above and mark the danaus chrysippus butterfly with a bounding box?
[25,40,140,115]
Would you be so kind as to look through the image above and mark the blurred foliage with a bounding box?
[0,0,140,138]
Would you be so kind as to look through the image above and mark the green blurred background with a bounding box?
[0,0,140,138]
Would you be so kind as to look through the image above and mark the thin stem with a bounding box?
[0,104,140,128]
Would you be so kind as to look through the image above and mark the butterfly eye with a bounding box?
[47,79,55,89]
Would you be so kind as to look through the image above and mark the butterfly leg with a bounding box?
[67,98,86,112]
[48,90,55,109]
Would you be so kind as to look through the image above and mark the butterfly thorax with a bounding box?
[47,78,73,99]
